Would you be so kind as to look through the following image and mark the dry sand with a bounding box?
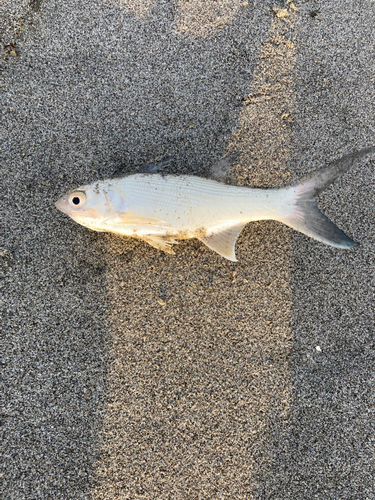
[1,0,374,498]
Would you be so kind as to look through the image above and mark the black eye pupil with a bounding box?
[72,196,80,205]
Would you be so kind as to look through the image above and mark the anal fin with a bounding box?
[197,223,246,261]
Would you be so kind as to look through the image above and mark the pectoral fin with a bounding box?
[198,223,246,261]
[105,212,165,226]
[142,235,179,255]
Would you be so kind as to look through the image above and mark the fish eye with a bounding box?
[68,191,86,207]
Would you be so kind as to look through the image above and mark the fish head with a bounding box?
[55,182,123,228]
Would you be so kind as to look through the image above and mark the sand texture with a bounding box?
[1,0,374,498]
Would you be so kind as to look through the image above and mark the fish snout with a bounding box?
[55,194,70,215]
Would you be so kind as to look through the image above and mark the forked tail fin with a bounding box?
[279,147,375,248]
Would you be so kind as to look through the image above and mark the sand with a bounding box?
[1,0,374,498]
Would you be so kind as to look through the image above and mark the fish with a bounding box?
[55,147,374,261]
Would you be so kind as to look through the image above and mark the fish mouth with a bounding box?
[55,194,70,214]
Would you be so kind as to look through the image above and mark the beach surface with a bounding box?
[1,1,374,498]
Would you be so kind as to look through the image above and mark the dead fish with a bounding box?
[55,147,374,261]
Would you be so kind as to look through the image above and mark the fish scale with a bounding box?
[119,175,281,225]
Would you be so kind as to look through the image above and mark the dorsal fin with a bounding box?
[210,152,241,182]
[139,156,174,173]
[197,223,246,261]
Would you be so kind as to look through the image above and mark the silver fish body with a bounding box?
[55,148,374,260]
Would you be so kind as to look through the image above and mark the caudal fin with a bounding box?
[280,147,375,248]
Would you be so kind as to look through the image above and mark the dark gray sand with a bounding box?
[1,1,374,498]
